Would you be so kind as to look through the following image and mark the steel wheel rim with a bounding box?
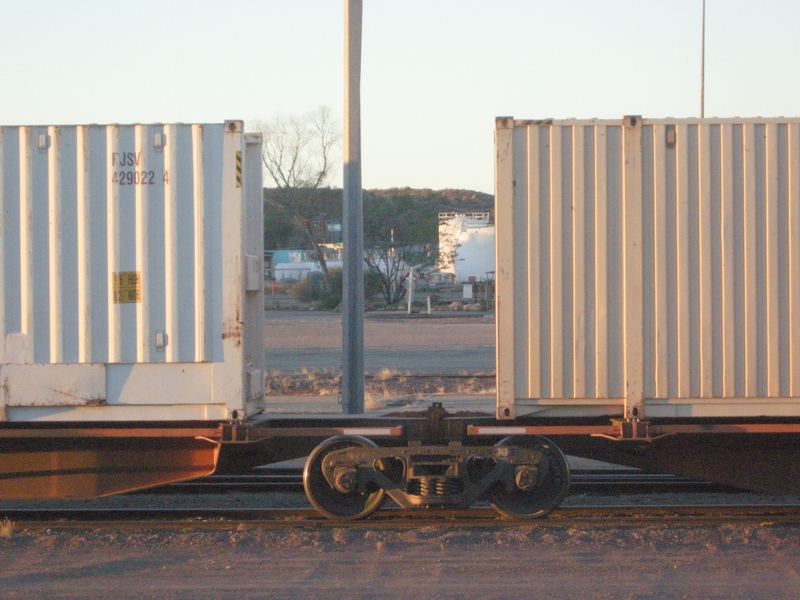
[303,436,385,520]
[489,436,570,519]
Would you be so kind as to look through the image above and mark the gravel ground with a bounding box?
[3,490,800,511]
[3,465,799,598]
[1,513,799,599]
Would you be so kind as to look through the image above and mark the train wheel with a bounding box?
[303,436,385,520]
[489,436,570,519]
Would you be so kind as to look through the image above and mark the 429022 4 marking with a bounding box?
[111,170,170,185]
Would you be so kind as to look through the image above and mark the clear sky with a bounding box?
[2,0,799,193]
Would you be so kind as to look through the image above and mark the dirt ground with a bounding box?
[1,522,800,599]
[263,311,495,374]
[2,486,800,599]
[264,311,495,351]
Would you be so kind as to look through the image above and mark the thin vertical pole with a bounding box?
[342,0,365,414]
[700,0,705,118]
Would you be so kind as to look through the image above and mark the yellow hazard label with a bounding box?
[113,272,141,303]
[236,151,242,188]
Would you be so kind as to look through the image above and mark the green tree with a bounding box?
[263,202,303,249]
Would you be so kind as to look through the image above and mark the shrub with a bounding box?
[365,270,383,299]
[316,268,343,309]
[290,268,382,310]
[290,278,319,303]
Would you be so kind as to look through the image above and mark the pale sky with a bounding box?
[2,0,799,193]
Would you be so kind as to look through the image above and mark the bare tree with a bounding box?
[364,243,435,305]
[252,107,341,292]
[364,245,410,305]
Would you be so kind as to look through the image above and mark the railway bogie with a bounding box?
[301,433,569,519]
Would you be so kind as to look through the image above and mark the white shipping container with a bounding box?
[0,121,264,422]
[495,116,800,420]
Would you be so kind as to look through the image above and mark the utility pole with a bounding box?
[342,0,365,414]
[700,0,706,118]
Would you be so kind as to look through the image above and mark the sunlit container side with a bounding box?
[0,121,264,422]
[495,116,800,420]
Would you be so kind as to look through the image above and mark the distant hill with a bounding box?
[264,187,493,250]
[366,188,493,215]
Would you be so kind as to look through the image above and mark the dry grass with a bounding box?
[0,518,14,538]
[364,392,381,411]
[373,368,410,382]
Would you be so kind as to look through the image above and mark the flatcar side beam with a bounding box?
[0,429,221,500]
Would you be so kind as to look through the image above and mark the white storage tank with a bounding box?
[438,212,495,283]
[495,116,800,421]
[0,121,264,422]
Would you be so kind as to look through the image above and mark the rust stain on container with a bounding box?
[221,320,242,346]
[46,386,107,406]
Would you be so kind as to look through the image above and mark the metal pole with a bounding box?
[700,0,705,118]
[407,267,413,314]
[342,0,365,414]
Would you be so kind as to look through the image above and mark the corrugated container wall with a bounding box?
[0,121,264,422]
[495,116,800,420]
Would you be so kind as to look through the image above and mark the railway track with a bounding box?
[2,467,791,528]
[2,504,800,529]
[142,467,742,496]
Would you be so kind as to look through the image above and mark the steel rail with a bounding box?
[141,468,741,496]
[3,504,800,529]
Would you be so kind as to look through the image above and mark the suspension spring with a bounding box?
[411,476,463,497]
